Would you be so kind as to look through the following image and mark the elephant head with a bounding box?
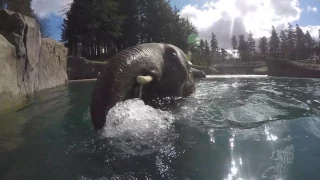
[90,43,195,130]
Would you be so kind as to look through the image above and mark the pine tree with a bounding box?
[204,40,211,66]
[305,31,316,49]
[258,36,268,60]
[295,24,306,59]
[238,34,248,61]
[268,26,280,58]
[286,23,296,60]
[210,33,219,65]
[247,31,256,61]
[279,30,288,59]
[0,0,6,8]
[231,35,238,58]
[210,33,218,52]
[220,48,227,62]
[6,0,33,17]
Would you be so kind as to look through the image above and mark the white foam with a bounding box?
[101,98,175,155]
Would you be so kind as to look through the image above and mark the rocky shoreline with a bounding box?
[0,9,68,113]
[266,58,320,78]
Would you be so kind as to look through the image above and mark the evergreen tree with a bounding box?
[220,48,227,62]
[0,0,6,8]
[6,0,33,16]
[210,33,219,65]
[295,24,306,59]
[279,30,288,59]
[247,31,256,61]
[305,31,316,49]
[198,39,205,65]
[34,13,51,38]
[258,36,268,60]
[238,34,248,61]
[231,35,238,58]
[210,33,218,52]
[268,26,280,58]
[285,23,296,59]
[61,0,197,58]
[204,40,211,65]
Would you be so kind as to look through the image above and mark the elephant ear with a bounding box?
[164,47,178,62]
[164,46,187,71]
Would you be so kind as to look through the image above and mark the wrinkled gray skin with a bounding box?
[90,43,195,130]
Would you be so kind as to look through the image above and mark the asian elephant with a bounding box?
[90,43,197,130]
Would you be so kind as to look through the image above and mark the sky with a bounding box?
[31,0,320,49]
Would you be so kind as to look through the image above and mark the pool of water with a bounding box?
[1,76,320,180]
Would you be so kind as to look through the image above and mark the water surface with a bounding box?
[1,76,320,180]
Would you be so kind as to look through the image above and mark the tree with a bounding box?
[247,31,256,61]
[210,33,218,52]
[318,29,320,46]
[285,23,296,59]
[231,35,238,58]
[295,24,306,59]
[220,48,227,62]
[238,34,248,61]
[258,36,268,60]
[198,39,206,65]
[34,13,51,38]
[268,26,280,58]
[305,31,315,48]
[210,33,219,65]
[204,40,211,65]
[0,0,6,8]
[279,30,288,59]
[62,0,198,59]
[6,0,33,16]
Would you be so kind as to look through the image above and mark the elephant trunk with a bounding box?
[90,45,163,130]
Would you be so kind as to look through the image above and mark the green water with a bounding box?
[1,76,320,180]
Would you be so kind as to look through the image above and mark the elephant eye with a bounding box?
[172,53,177,59]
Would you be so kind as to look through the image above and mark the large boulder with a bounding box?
[0,9,68,113]
[191,68,206,78]
[266,58,320,78]
[37,38,68,90]
[67,56,106,80]
[190,64,219,75]
[0,35,24,113]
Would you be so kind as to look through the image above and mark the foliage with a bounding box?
[258,36,268,60]
[231,35,238,57]
[247,32,256,61]
[268,26,280,58]
[4,0,33,16]
[61,0,198,58]
[33,13,51,38]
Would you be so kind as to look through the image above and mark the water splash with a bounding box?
[101,98,175,155]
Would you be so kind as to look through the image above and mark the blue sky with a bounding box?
[32,0,320,48]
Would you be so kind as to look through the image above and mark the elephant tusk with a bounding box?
[137,75,153,85]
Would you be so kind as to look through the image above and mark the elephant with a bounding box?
[90,43,197,130]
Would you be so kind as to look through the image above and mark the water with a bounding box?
[1,76,320,180]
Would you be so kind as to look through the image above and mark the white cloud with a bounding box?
[31,0,72,17]
[301,25,320,39]
[180,0,305,49]
[307,6,318,13]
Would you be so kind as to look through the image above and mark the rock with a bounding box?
[191,68,206,78]
[0,35,24,113]
[67,56,106,80]
[266,58,320,78]
[190,64,219,75]
[37,38,68,90]
[0,9,68,113]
